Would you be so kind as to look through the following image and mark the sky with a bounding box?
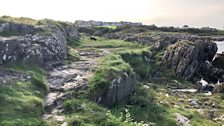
[0,0,224,29]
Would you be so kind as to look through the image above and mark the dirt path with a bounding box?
[43,48,110,126]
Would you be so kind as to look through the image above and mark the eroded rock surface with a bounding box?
[44,48,109,124]
[161,40,217,82]
[98,72,136,107]
[0,21,78,66]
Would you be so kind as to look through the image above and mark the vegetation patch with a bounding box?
[119,49,151,79]
[89,54,133,98]
[0,16,38,25]
[96,25,117,29]
[76,34,141,49]
[62,91,148,126]
[0,62,48,126]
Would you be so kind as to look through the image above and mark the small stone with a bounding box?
[143,85,150,89]
[204,91,212,96]
[54,115,65,122]
[196,109,204,115]
[165,94,169,97]
[61,122,68,126]
[175,113,191,126]
[3,55,6,61]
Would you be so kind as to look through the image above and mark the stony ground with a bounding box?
[43,48,110,126]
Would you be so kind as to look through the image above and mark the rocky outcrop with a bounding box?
[97,72,136,108]
[0,21,78,66]
[161,40,218,81]
[105,31,202,49]
[0,22,42,35]
[0,33,67,66]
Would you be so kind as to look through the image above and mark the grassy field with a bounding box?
[74,34,141,49]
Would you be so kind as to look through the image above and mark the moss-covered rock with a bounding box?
[89,54,136,107]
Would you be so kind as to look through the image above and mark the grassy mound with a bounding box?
[89,54,133,98]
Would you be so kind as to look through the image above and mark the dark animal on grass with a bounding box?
[90,36,97,41]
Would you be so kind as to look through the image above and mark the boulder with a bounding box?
[161,40,217,81]
[97,72,136,108]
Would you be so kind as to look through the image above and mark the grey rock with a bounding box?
[0,22,38,35]
[199,61,223,83]
[97,72,136,108]
[142,50,152,63]
[161,40,217,81]
[213,53,224,70]
[0,22,79,66]
[175,113,191,126]
[154,40,170,50]
[0,70,30,85]
[65,24,78,39]
[0,23,10,33]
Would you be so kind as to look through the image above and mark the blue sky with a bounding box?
[0,0,223,29]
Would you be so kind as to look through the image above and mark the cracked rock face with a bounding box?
[161,40,218,82]
[0,34,67,66]
[0,22,78,66]
[97,72,136,108]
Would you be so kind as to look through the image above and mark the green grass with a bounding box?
[111,82,224,126]
[0,62,48,126]
[119,49,151,79]
[112,84,177,126]
[76,35,141,49]
[0,16,72,37]
[0,16,38,26]
[119,47,167,81]
[67,46,80,62]
[96,25,117,29]
[61,90,147,126]
[89,54,133,98]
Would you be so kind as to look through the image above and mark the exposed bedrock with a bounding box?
[0,22,78,66]
[161,40,219,82]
